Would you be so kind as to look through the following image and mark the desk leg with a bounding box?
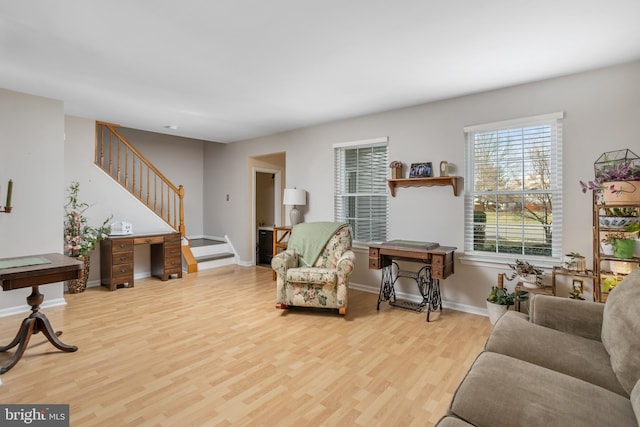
[377,264,395,309]
[0,286,77,374]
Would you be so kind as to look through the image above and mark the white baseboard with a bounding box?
[349,281,488,318]
[0,297,67,318]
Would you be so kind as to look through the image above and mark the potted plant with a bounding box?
[598,207,639,229]
[486,282,514,325]
[64,181,112,293]
[580,149,640,205]
[601,228,638,259]
[563,252,586,272]
[506,259,544,288]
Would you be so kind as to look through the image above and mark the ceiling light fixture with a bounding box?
[164,125,179,130]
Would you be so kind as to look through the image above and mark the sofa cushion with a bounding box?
[529,294,604,341]
[601,268,640,395]
[286,267,337,285]
[449,352,636,427]
[485,311,626,396]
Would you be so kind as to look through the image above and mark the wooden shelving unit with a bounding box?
[592,192,640,302]
[387,176,461,197]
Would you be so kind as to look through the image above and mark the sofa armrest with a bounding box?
[336,250,356,279]
[271,250,298,278]
[529,294,604,341]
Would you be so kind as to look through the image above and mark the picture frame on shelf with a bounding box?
[409,162,432,178]
[572,279,584,293]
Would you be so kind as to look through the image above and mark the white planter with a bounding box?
[486,302,508,325]
[601,242,614,256]
[518,274,538,289]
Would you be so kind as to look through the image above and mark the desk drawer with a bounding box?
[369,257,380,269]
[369,247,381,270]
[112,240,133,253]
[165,256,182,269]
[134,236,164,245]
[164,243,181,258]
[112,252,133,266]
[165,234,181,245]
[111,264,133,280]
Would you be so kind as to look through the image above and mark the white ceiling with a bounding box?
[2,1,640,143]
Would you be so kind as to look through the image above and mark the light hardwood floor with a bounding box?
[0,265,491,426]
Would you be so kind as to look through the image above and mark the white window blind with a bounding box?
[334,137,389,243]
[464,113,563,260]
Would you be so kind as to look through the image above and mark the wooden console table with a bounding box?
[0,253,83,374]
[100,232,182,291]
[369,240,456,321]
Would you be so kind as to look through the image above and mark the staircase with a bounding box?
[189,238,236,270]
[94,122,235,273]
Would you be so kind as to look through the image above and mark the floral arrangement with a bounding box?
[64,181,112,257]
[389,160,403,169]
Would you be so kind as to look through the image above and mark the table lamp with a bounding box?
[283,188,306,226]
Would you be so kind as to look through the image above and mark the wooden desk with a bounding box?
[369,240,456,321]
[0,253,83,374]
[100,232,182,291]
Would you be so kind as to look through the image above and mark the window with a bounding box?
[464,113,563,260]
[334,137,389,243]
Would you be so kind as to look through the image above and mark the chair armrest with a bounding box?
[271,250,298,277]
[529,294,604,341]
[336,250,356,278]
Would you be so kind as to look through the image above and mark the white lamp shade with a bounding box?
[283,188,306,206]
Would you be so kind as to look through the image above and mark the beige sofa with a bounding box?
[437,268,640,427]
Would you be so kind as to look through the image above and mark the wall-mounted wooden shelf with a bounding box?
[387,176,461,197]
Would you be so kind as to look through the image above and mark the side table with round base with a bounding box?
[0,253,83,374]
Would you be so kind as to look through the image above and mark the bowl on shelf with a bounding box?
[599,216,639,229]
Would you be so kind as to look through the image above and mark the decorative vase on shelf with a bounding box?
[599,216,639,229]
[602,180,639,205]
[613,239,635,259]
[66,255,90,294]
[601,242,614,255]
[391,167,403,179]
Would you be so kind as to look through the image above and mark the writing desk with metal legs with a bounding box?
[369,241,456,322]
[0,253,83,374]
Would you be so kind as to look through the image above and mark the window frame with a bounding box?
[462,112,564,266]
[333,137,389,245]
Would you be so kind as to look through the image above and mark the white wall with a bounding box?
[0,89,65,315]
[203,60,640,311]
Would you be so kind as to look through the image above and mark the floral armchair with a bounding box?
[271,222,356,315]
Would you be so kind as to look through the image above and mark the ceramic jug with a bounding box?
[440,161,449,177]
